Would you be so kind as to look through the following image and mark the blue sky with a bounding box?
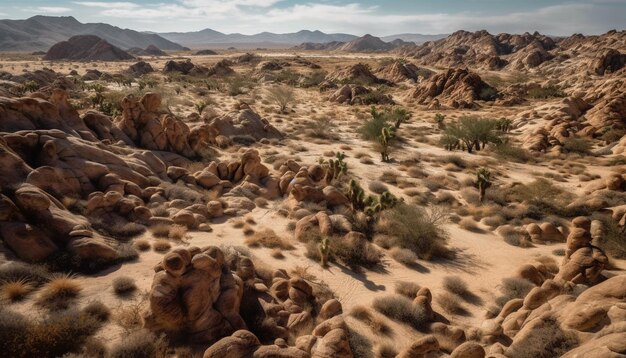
[1,0,625,35]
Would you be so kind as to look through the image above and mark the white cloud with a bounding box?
[27,6,72,14]
[70,1,625,35]
[74,2,140,10]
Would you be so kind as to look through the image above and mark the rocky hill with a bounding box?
[44,35,134,61]
[0,15,185,52]
[127,45,168,57]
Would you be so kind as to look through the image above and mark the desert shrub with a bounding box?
[0,279,34,302]
[347,327,374,358]
[306,116,335,139]
[377,344,398,358]
[254,197,268,208]
[372,294,428,330]
[112,276,137,296]
[478,87,498,101]
[0,308,102,357]
[0,262,50,286]
[359,107,394,141]
[376,203,449,260]
[36,274,82,310]
[389,247,418,266]
[592,213,626,258]
[600,128,626,144]
[266,85,295,112]
[245,228,294,250]
[394,280,421,298]
[109,329,167,358]
[153,239,171,253]
[133,238,151,251]
[505,316,577,358]
[330,235,382,269]
[442,276,469,296]
[527,85,565,99]
[494,142,532,163]
[552,248,566,256]
[459,217,481,232]
[437,292,468,315]
[563,137,592,155]
[82,301,111,322]
[92,217,146,239]
[301,70,327,88]
[368,180,388,194]
[349,306,391,336]
[495,277,535,307]
[168,224,188,240]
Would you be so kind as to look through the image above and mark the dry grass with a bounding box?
[231,219,245,228]
[242,224,256,236]
[109,328,167,358]
[377,343,398,358]
[368,180,388,194]
[389,247,418,266]
[349,305,391,335]
[244,228,294,250]
[153,239,172,253]
[115,297,148,332]
[149,223,170,237]
[82,300,111,322]
[133,238,151,251]
[394,281,422,298]
[1,279,34,302]
[168,224,188,240]
[254,197,268,208]
[437,292,469,315]
[112,276,137,296]
[36,274,82,310]
[459,217,482,232]
[372,294,428,330]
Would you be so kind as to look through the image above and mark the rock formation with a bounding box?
[44,35,134,61]
[408,68,497,108]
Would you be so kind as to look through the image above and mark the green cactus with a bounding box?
[476,168,492,203]
[324,152,348,185]
[348,179,366,211]
[318,236,331,267]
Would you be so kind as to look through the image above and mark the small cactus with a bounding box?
[378,127,392,162]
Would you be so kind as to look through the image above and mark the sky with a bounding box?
[1,0,625,35]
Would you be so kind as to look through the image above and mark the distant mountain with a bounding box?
[44,35,134,61]
[0,16,185,52]
[294,34,413,53]
[159,29,357,48]
[381,33,448,44]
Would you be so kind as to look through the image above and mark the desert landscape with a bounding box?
[0,7,625,358]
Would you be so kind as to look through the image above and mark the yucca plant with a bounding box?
[476,168,492,203]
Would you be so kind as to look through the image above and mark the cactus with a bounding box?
[324,152,348,184]
[476,168,492,203]
[435,113,446,129]
[318,236,331,267]
[378,127,391,162]
[348,179,366,211]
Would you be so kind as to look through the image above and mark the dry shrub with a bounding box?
[534,255,559,274]
[82,300,111,323]
[0,262,50,286]
[379,170,399,184]
[459,217,482,232]
[372,294,428,330]
[133,238,151,251]
[437,292,468,315]
[442,276,469,297]
[168,224,188,240]
[368,180,388,194]
[115,298,147,332]
[376,203,449,260]
[482,215,505,228]
[394,281,421,298]
[245,228,294,250]
[109,329,167,358]
[231,219,245,228]
[1,279,34,302]
[242,224,256,236]
[349,305,391,335]
[149,223,170,237]
[245,215,256,225]
[330,234,382,269]
[377,343,398,358]
[153,239,172,253]
[36,274,82,310]
[495,277,535,308]
[389,247,418,266]
[254,197,268,208]
[112,276,137,296]
[0,307,102,357]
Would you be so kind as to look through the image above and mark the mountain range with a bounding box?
[0,16,185,52]
[0,16,448,52]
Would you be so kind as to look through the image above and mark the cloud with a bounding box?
[71,1,625,35]
[26,6,72,14]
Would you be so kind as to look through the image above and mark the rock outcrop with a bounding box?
[44,35,134,61]
[408,68,497,108]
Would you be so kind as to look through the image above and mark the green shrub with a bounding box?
[478,87,498,101]
[494,142,532,163]
[443,116,502,153]
[495,277,535,307]
[527,85,565,99]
